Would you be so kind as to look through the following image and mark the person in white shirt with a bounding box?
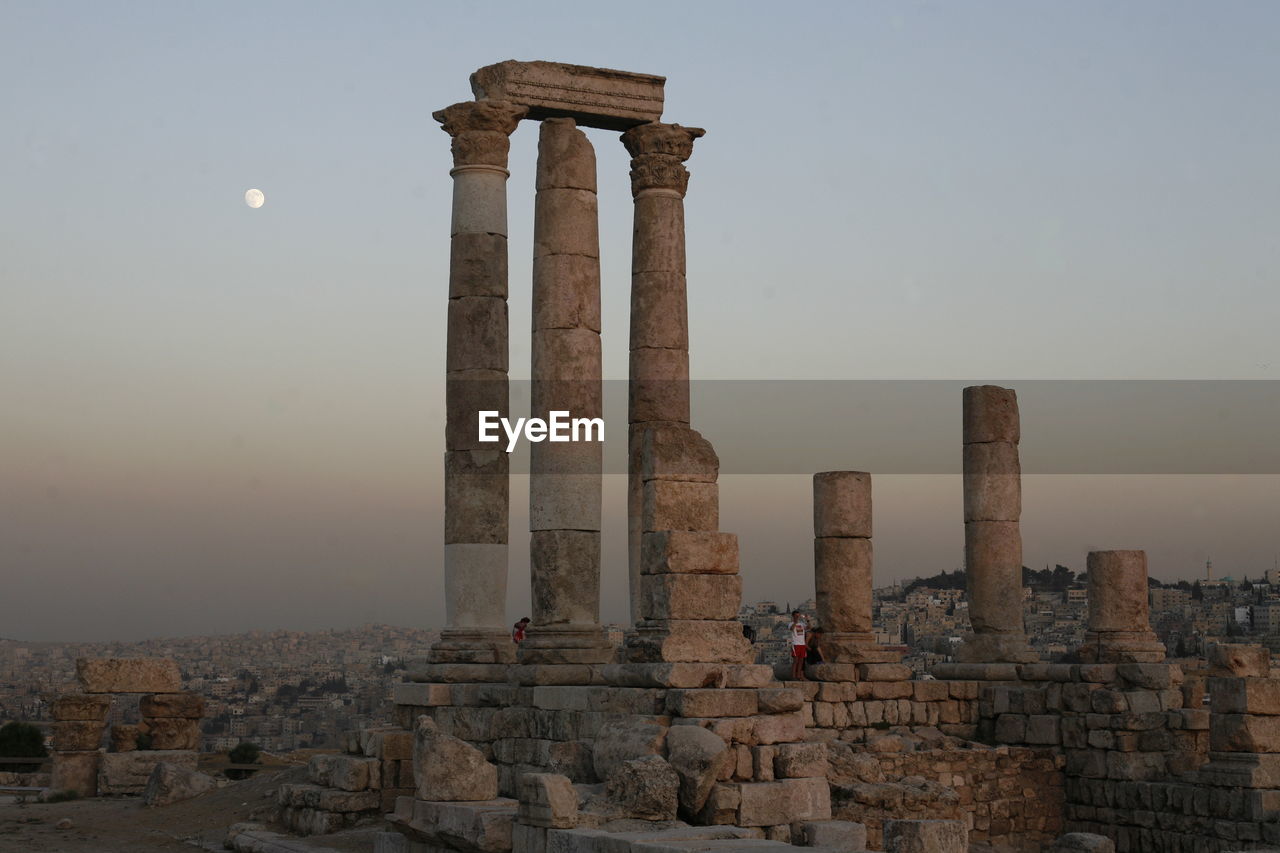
[789,611,808,681]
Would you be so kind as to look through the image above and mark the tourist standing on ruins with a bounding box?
[789,611,808,680]
[512,617,530,644]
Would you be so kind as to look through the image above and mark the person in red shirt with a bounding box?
[512,617,530,644]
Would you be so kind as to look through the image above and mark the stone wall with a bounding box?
[797,679,980,741]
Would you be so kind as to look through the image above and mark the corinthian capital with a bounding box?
[620,122,705,197]
[433,100,528,169]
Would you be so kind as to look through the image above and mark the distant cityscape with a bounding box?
[4,562,1279,753]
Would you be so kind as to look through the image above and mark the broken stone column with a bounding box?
[957,385,1036,663]
[520,117,611,672]
[621,121,702,626]
[429,100,527,676]
[811,472,900,681]
[49,693,110,798]
[1079,550,1165,663]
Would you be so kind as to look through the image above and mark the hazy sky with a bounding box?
[3,2,1279,641]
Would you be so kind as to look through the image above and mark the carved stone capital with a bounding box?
[620,122,704,197]
[433,100,528,169]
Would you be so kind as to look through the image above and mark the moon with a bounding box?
[244,188,265,209]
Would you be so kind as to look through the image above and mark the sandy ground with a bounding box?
[0,765,381,852]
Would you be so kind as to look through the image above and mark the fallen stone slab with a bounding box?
[389,795,518,853]
[142,760,217,806]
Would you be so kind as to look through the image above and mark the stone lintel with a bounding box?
[471,60,665,130]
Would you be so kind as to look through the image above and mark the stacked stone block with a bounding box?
[801,678,980,740]
[49,692,110,797]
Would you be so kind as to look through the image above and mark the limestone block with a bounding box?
[398,797,518,853]
[665,724,731,816]
[756,689,804,714]
[751,713,806,746]
[737,781,794,826]
[310,754,376,792]
[795,820,867,850]
[884,818,967,853]
[773,743,827,779]
[365,729,414,761]
[279,782,380,812]
[393,682,453,707]
[812,471,872,538]
[629,346,691,425]
[513,822,547,853]
[604,755,678,820]
[814,537,873,635]
[783,777,832,821]
[603,662,772,689]
[451,169,509,237]
[52,721,104,752]
[533,189,599,259]
[111,724,141,752]
[518,772,578,828]
[1086,550,1153,634]
[666,689,757,718]
[963,385,1019,444]
[1116,663,1180,690]
[994,715,1026,744]
[451,232,509,299]
[640,426,718,484]
[443,544,509,629]
[698,783,741,825]
[98,750,196,795]
[447,296,508,374]
[962,441,1021,522]
[1026,715,1061,745]
[626,620,752,664]
[142,761,216,807]
[530,530,601,626]
[447,370,509,452]
[536,118,597,192]
[51,751,99,797]
[445,450,509,545]
[631,194,687,275]
[859,663,913,682]
[640,574,742,621]
[77,658,181,694]
[413,716,499,801]
[1048,833,1115,853]
[531,328,601,388]
[1210,677,1280,715]
[140,717,200,750]
[1104,751,1165,780]
[964,521,1024,634]
[533,255,600,332]
[51,693,111,722]
[1207,644,1271,677]
[641,480,718,533]
[530,473,602,534]
[139,692,205,719]
[630,271,689,350]
[1211,714,1280,753]
[591,719,667,781]
[641,531,739,575]
[471,61,665,131]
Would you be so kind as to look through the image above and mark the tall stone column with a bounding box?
[811,472,901,681]
[520,117,612,671]
[621,122,703,626]
[1080,550,1165,663]
[957,385,1036,663]
[428,100,527,676]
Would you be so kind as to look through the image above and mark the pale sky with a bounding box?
[2,2,1279,641]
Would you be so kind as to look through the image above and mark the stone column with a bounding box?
[1080,550,1165,662]
[520,117,611,670]
[621,121,703,625]
[811,472,900,680]
[957,385,1036,663]
[429,100,527,674]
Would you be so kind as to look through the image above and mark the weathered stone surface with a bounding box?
[1207,643,1271,677]
[814,537,873,636]
[757,689,804,714]
[529,530,601,627]
[111,724,141,752]
[449,168,510,236]
[963,521,1024,636]
[1086,550,1154,634]
[533,255,600,333]
[812,471,871,538]
[51,693,111,722]
[446,370,508,452]
[629,346,691,425]
[962,441,1020,522]
[1049,833,1115,853]
[52,721,104,752]
[773,743,827,779]
[393,797,518,853]
[76,658,181,694]
[666,689,758,718]
[99,750,197,795]
[1210,714,1280,753]
[640,574,742,621]
[140,717,200,750]
[665,724,731,816]
[434,99,527,171]
[279,782,380,812]
[626,620,752,664]
[441,545,510,632]
[444,450,510,544]
[604,755,678,820]
[641,531,738,575]
[414,716,499,801]
[139,692,205,719]
[310,754,376,791]
[641,480,718,533]
[471,61,665,131]
[737,778,831,826]
[51,751,99,798]
[447,297,508,374]
[529,471,602,534]
[963,385,1019,444]
[630,271,688,350]
[1209,676,1280,715]
[883,818,967,853]
[795,820,867,850]
[640,426,718,484]
[533,189,599,259]
[450,232,509,300]
[518,772,578,828]
[535,118,596,192]
[591,719,668,782]
[142,761,216,807]
[603,662,773,689]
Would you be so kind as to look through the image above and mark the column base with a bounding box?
[603,662,774,689]
[1196,752,1280,788]
[517,625,617,666]
[955,632,1039,664]
[624,619,754,664]
[820,633,904,665]
[507,663,610,686]
[428,628,517,665]
[1079,630,1166,663]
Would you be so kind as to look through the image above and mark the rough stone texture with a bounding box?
[142,761,216,807]
[795,820,867,850]
[1208,676,1280,714]
[471,61,665,131]
[52,721,104,752]
[641,480,718,533]
[447,297,509,373]
[51,751,99,798]
[414,716,499,801]
[604,755,678,821]
[76,658,181,693]
[1207,643,1271,677]
[640,426,718,484]
[1209,713,1280,752]
[591,719,667,782]
[51,693,111,722]
[639,574,742,621]
[445,451,511,545]
[962,520,1024,637]
[812,471,872,539]
[641,531,738,575]
[528,530,602,627]
[389,797,517,853]
[1049,833,1116,852]
[99,750,197,795]
[814,537,873,637]
[1081,550,1165,663]
[665,724,731,816]
[445,371,508,452]
[962,441,1021,522]
[773,743,827,779]
[963,385,1019,444]
[625,620,752,665]
[666,689,758,718]
[883,818,967,853]
[139,692,205,719]
[310,754,376,791]
[518,772,578,828]
[111,724,142,752]
[141,716,201,750]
